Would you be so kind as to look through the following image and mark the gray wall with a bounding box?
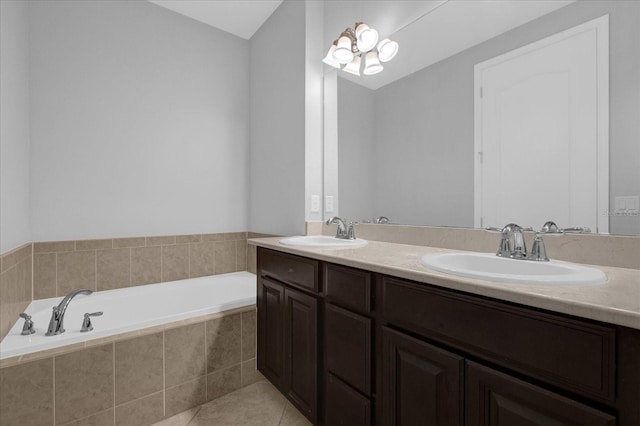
[29,0,250,241]
[0,1,31,253]
[337,78,376,222]
[249,0,306,236]
[341,0,640,235]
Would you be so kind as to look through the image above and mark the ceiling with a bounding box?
[148,0,283,40]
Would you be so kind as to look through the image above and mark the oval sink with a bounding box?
[420,252,606,286]
[280,235,367,248]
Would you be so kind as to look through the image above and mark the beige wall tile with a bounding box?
[0,261,31,341]
[206,364,241,401]
[176,235,201,244]
[236,240,247,272]
[55,344,114,425]
[34,240,75,253]
[131,246,161,286]
[97,248,131,291]
[189,242,214,278]
[224,232,247,241]
[34,252,57,299]
[76,239,113,251]
[164,323,205,388]
[1,243,31,273]
[61,408,114,426]
[165,377,206,418]
[241,310,257,362]
[214,241,236,274]
[151,407,199,426]
[246,244,257,274]
[115,333,163,405]
[147,236,176,246]
[57,250,96,295]
[162,244,189,282]
[241,358,265,387]
[202,233,224,242]
[113,237,146,248]
[0,358,53,426]
[206,314,241,372]
[115,391,164,426]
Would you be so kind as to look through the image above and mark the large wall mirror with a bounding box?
[323,0,640,236]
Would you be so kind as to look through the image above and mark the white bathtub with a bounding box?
[0,271,256,360]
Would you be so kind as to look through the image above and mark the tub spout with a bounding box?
[46,289,93,336]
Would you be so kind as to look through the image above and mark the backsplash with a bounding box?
[312,222,640,270]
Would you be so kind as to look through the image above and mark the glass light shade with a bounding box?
[322,45,341,68]
[377,38,399,62]
[363,51,383,75]
[355,23,378,52]
[342,56,361,76]
[333,36,354,64]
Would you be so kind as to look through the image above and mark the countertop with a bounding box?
[249,237,640,330]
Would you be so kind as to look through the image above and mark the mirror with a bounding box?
[324,0,640,236]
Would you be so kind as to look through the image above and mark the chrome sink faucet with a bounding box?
[46,289,93,336]
[326,217,356,240]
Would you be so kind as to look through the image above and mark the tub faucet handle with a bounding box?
[80,311,103,333]
[19,313,36,335]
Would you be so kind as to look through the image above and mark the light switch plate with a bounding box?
[325,196,334,213]
[311,195,320,213]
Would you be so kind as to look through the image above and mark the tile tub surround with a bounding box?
[250,237,640,330]
[0,244,32,343]
[0,307,259,426]
[313,222,640,270]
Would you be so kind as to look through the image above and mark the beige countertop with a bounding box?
[249,237,640,330]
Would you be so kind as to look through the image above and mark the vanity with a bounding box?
[251,238,640,426]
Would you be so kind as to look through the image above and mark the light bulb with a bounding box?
[355,23,378,52]
[363,51,383,75]
[333,36,354,64]
[322,45,341,68]
[342,56,361,76]
[377,38,399,62]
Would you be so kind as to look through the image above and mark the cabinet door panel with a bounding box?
[381,327,463,426]
[285,287,318,423]
[326,303,371,395]
[466,361,616,426]
[326,373,371,426]
[258,278,285,388]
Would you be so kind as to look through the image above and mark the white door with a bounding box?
[474,16,608,233]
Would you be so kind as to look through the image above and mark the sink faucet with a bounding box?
[326,217,356,240]
[488,223,530,259]
[46,289,93,336]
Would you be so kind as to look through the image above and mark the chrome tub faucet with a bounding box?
[46,289,93,336]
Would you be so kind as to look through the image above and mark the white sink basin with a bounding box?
[420,252,606,286]
[280,235,368,248]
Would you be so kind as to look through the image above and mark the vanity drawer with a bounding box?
[325,303,372,395]
[380,276,616,403]
[324,263,373,314]
[259,249,319,293]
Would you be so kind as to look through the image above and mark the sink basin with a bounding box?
[280,235,367,248]
[420,252,606,286]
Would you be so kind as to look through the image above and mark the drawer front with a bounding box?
[380,276,616,403]
[325,373,371,426]
[324,263,373,314]
[325,303,372,395]
[466,361,616,426]
[259,248,319,293]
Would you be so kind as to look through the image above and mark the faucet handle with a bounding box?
[19,313,36,335]
[80,312,103,333]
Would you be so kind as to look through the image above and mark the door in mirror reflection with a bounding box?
[475,16,609,232]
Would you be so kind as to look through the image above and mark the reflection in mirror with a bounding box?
[325,0,640,236]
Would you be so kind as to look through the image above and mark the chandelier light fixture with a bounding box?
[323,22,399,76]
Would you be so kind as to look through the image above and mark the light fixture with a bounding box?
[363,51,383,75]
[324,22,397,77]
[377,38,399,62]
[342,56,362,76]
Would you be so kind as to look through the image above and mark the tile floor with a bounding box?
[152,380,312,426]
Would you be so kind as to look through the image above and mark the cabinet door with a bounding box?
[326,373,371,426]
[257,278,285,389]
[381,327,464,426]
[466,361,616,426]
[284,287,318,423]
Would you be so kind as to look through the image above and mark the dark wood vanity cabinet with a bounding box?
[256,248,640,426]
[257,249,319,423]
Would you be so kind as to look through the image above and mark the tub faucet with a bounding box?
[46,289,93,336]
[326,217,356,240]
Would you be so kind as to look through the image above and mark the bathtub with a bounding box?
[0,271,256,360]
